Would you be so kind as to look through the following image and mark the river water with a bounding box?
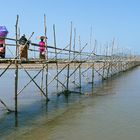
[1,66,140,140]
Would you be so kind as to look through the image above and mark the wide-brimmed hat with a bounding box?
[37,36,48,40]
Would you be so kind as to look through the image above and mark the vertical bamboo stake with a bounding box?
[79,36,81,88]
[53,24,59,90]
[73,28,76,86]
[40,64,44,95]
[17,27,20,56]
[111,39,115,75]
[90,27,94,85]
[40,17,47,93]
[40,20,46,93]
[40,45,44,95]
[103,43,108,80]
[69,22,72,60]
[15,15,19,113]
[40,48,44,93]
[117,45,121,73]
[106,44,110,78]
[92,63,94,83]
[102,47,106,80]
[120,50,123,72]
[91,61,94,94]
[108,44,111,78]
[112,41,117,74]
[66,22,72,92]
[44,14,49,101]
[122,48,124,71]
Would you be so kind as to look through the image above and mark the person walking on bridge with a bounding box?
[19,34,29,61]
[39,36,46,59]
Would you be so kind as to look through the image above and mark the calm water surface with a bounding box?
[1,66,140,140]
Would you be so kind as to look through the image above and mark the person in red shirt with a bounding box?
[39,37,46,59]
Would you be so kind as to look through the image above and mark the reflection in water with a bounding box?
[14,112,18,127]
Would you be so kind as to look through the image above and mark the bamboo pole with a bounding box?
[44,14,49,101]
[0,62,12,77]
[106,44,110,78]
[90,27,94,85]
[66,22,72,92]
[0,98,13,112]
[110,38,115,75]
[79,36,82,88]
[40,63,44,95]
[53,24,59,90]
[15,15,19,113]
[39,16,45,93]
[73,28,76,87]
[92,61,94,84]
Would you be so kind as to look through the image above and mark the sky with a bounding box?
[1,0,140,56]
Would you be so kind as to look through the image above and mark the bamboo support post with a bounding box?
[73,28,76,87]
[14,15,19,113]
[53,24,59,90]
[106,45,110,78]
[44,14,49,101]
[66,22,72,92]
[40,63,44,95]
[79,36,82,88]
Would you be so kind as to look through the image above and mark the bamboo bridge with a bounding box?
[0,15,140,114]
